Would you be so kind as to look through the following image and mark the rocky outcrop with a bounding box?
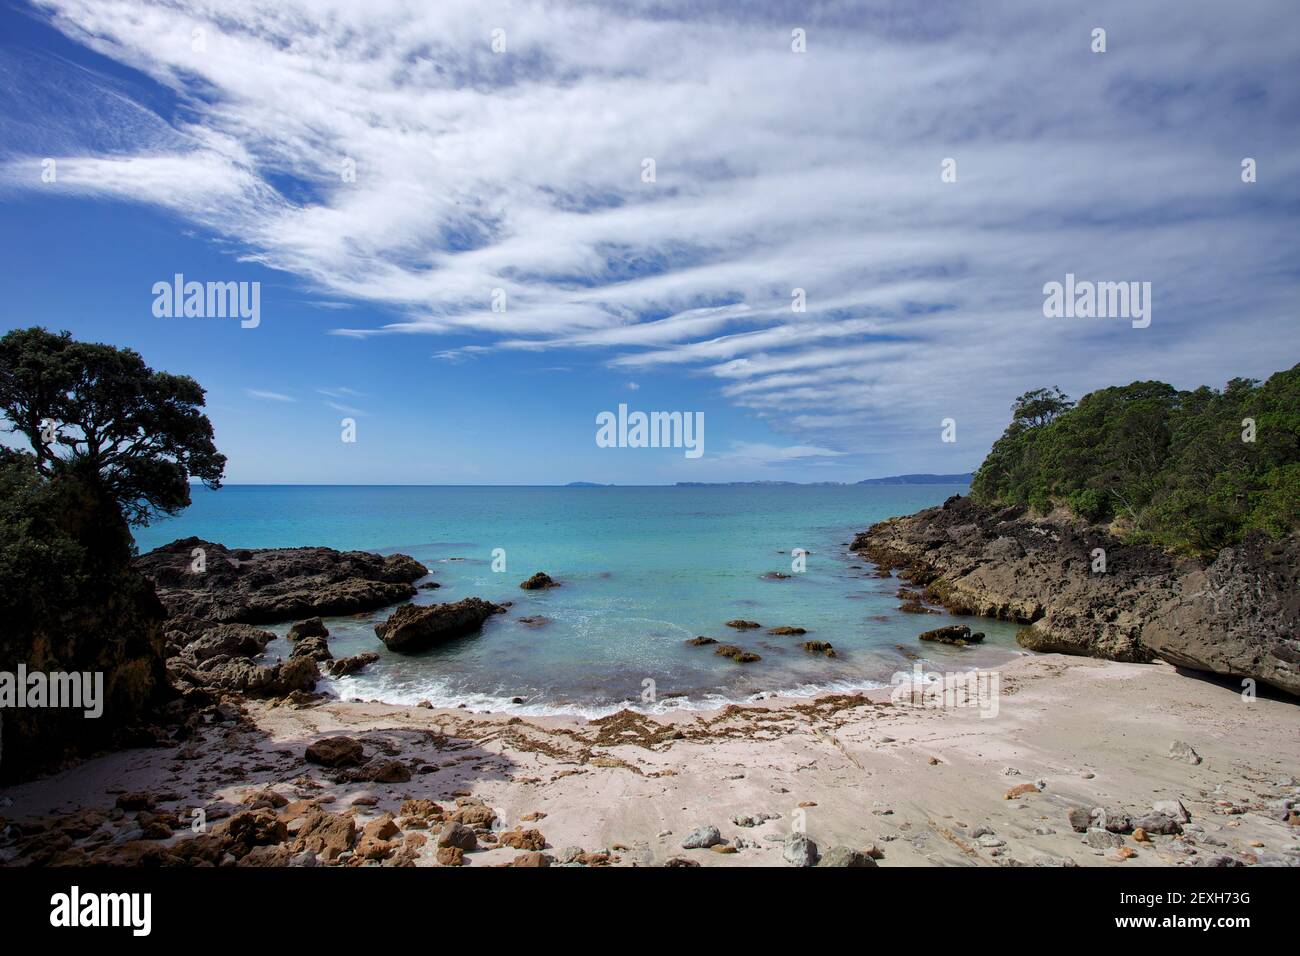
[374,598,506,654]
[165,619,319,698]
[135,537,428,624]
[853,495,1300,696]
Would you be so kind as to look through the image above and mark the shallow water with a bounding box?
[136,484,1026,715]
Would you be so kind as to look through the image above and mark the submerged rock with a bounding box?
[715,644,761,663]
[519,571,559,590]
[917,624,984,645]
[725,619,762,629]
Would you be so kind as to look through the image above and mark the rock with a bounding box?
[1084,828,1125,849]
[437,822,478,851]
[1091,808,1134,833]
[451,804,496,828]
[768,626,807,635]
[352,758,411,783]
[328,652,379,677]
[1132,827,1150,843]
[116,792,155,812]
[709,843,737,854]
[499,828,547,851]
[185,623,275,662]
[519,572,559,590]
[1067,808,1091,832]
[851,496,1300,694]
[290,633,332,662]
[818,845,877,867]
[918,624,982,645]
[1004,783,1040,799]
[305,736,365,768]
[374,598,505,653]
[517,616,551,627]
[1168,741,1203,765]
[1152,800,1191,823]
[681,825,723,849]
[725,620,761,629]
[436,846,464,866]
[1133,812,1182,835]
[685,636,718,646]
[292,811,356,863]
[801,641,837,657]
[288,617,328,641]
[135,538,427,624]
[714,644,761,663]
[976,834,1006,848]
[509,851,551,867]
[362,814,400,842]
[783,834,818,866]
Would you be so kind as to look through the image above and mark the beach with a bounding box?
[4,653,1297,867]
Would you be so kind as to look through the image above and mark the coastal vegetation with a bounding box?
[970,365,1300,555]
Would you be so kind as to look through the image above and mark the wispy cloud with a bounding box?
[5,0,1298,467]
[245,388,295,402]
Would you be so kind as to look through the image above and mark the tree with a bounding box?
[1010,386,1073,429]
[0,327,225,526]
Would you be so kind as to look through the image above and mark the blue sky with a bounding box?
[1,0,1298,484]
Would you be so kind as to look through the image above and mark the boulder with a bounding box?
[438,822,478,851]
[288,617,328,641]
[305,736,365,768]
[818,845,876,867]
[374,598,505,653]
[681,825,723,849]
[725,619,761,629]
[715,644,761,663]
[328,652,379,677]
[783,834,819,866]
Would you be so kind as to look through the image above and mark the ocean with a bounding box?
[134,484,1026,716]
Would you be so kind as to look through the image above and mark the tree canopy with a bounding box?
[0,327,226,526]
[971,365,1300,555]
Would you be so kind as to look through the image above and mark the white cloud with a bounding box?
[245,388,295,402]
[5,0,1298,470]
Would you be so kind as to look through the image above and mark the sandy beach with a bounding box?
[4,653,1297,867]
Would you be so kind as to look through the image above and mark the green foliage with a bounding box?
[971,365,1300,555]
[0,327,225,526]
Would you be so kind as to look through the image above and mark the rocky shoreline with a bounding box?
[4,524,1298,868]
[852,495,1300,697]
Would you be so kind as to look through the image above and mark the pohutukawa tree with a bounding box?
[0,327,226,526]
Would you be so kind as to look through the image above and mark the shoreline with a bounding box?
[5,653,1297,867]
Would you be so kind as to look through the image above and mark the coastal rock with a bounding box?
[499,828,547,851]
[438,822,478,852]
[352,757,412,783]
[288,617,328,641]
[768,626,807,635]
[519,572,559,590]
[686,636,718,646]
[135,537,427,624]
[681,825,723,849]
[184,622,275,662]
[852,495,1300,694]
[917,624,983,646]
[725,620,762,629]
[374,598,505,653]
[305,736,365,768]
[1153,800,1191,823]
[715,644,761,663]
[328,652,379,677]
[818,845,877,867]
[1084,828,1125,849]
[783,834,819,866]
[801,641,837,658]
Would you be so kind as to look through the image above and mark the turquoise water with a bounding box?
[135,485,1026,715]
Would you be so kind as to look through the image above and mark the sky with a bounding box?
[1,0,1298,484]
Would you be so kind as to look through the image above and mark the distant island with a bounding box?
[564,481,615,487]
